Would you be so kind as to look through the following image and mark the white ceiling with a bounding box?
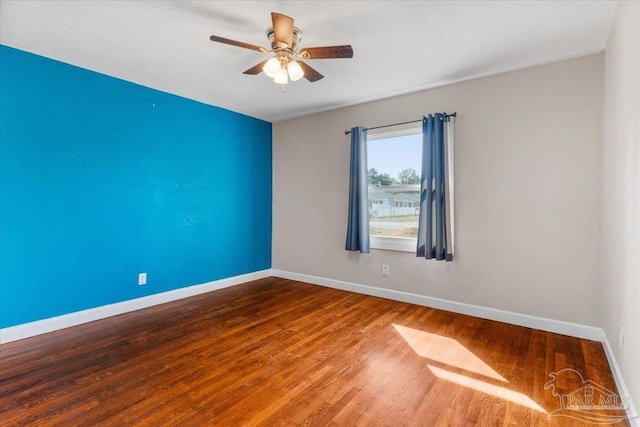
[0,1,619,123]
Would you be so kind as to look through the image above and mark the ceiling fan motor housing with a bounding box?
[267,26,302,51]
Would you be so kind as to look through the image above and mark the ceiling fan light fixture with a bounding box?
[287,60,304,81]
[263,57,281,78]
[274,66,288,84]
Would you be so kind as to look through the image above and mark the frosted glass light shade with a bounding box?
[274,67,288,84]
[287,60,304,81]
[263,57,280,78]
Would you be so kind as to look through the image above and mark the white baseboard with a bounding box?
[0,269,273,344]
[601,331,639,426]
[272,269,603,340]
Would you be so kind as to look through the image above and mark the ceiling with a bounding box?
[0,1,619,123]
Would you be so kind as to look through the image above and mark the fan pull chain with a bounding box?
[281,84,287,103]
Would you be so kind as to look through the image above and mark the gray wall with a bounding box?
[603,0,640,410]
[273,54,603,326]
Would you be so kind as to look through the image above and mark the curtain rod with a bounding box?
[344,112,456,135]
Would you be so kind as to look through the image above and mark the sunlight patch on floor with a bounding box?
[392,324,507,382]
[393,323,547,414]
[428,365,547,413]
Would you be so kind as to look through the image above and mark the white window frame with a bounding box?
[367,122,422,253]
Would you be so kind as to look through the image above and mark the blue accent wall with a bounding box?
[0,45,272,328]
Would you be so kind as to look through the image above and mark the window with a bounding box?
[367,123,422,252]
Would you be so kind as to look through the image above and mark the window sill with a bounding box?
[370,236,416,253]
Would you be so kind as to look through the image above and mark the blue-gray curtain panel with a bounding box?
[345,126,370,253]
[417,114,454,261]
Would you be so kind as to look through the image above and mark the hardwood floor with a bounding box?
[0,277,630,426]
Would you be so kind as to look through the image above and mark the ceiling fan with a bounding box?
[209,12,353,84]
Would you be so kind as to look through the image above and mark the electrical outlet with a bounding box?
[382,264,389,276]
[138,272,147,286]
[620,326,624,349]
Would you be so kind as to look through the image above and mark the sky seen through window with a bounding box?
[368,133,421,180]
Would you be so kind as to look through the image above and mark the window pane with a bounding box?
[368,133,421,238]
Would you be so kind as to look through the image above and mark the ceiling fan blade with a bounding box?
[298,61,324,82]
[271,12,294,48]
[243,60,268,75]
[209,35,266,52]
[299,45,354,59]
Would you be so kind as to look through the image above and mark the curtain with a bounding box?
[417,114,455,261]
[345,126,370,253]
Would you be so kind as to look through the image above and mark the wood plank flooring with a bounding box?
[0,277,630,426]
